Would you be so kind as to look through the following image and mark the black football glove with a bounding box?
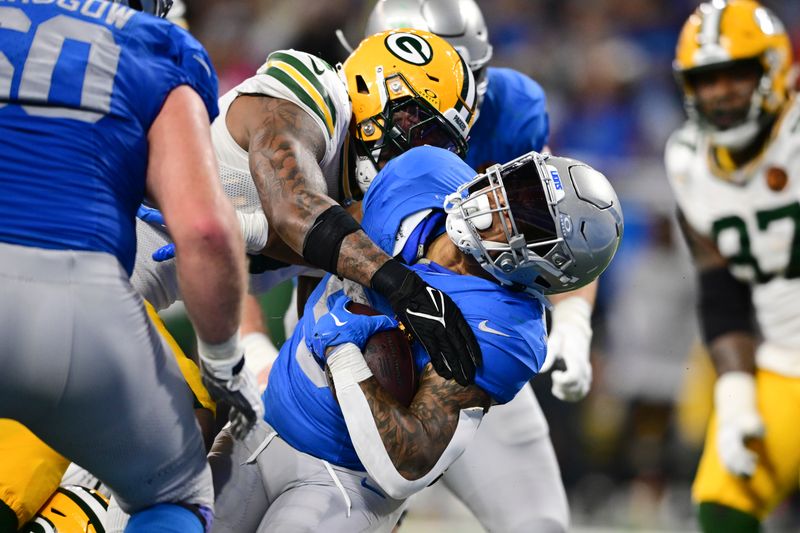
[371,259,482,385]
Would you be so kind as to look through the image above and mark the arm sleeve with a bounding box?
[329,344,483,500]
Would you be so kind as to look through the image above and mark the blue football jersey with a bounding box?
[0,1,218,274]
[264,146,546,469]
[465,67,549,171]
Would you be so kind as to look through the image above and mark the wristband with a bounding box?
[550,296,592,335]
[236,210,269,254]
[197,332,240,363]
[327,342,373,387]
[240,332,279,367]
[715,371,757,422]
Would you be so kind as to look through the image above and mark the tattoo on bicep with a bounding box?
[361,364,490,479]
[247,98,333,245]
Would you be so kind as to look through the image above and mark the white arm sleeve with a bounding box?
[236,209,269,254]
[328,343,484,500]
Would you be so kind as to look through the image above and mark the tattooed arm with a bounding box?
[226,94,390,286]
[228,94,483,386]
[360,363,491,480]
[329,346,489,499]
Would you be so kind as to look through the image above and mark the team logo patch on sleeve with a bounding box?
[385,32,433,66]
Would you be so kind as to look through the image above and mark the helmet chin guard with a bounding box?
[445,151,623,295]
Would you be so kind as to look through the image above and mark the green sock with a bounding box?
[0,499,18,533]
[698,502,760,533]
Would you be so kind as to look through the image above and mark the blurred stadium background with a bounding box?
[161,1,800,531]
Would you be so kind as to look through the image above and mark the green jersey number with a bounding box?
[712,201,800,284]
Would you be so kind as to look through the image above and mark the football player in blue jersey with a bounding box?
[363,1,597,530]
[0,1,262,532]
[207,145,623,532]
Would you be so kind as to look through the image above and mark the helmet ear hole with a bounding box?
[356,75,370,95]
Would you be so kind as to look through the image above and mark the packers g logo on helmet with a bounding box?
[342,28,477,194]
[673,0,794,146]
[21,485,109,533]
[385,32,433,65]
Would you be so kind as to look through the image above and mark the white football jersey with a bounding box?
[665,97,800,375]
[213,49,352,215]
[132,50,349,309]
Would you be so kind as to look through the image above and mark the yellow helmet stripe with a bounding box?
[265,58,335,137]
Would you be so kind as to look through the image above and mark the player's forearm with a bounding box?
[175,214,247,344]
[359,377,450,479]
[548,278,597,307]
[709,332,757,375]
[328,346,484,499]
[335,231,392,287]
[360,365,489,479]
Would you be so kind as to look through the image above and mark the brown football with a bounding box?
[347,301,419,407]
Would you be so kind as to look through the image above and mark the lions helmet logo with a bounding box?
[385,32,433,65]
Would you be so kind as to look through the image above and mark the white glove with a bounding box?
[541,296,593,402]
[240,331,279,393]
[198,334,265,440]
[714,372,764,478]
[236,210,269,254]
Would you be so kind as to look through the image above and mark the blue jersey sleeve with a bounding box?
[122,18,219,129]
[409,263,547,404]
[466,67,549,171]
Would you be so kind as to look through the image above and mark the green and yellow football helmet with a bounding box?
[673,0,794,147]
[342,28,477,193]
[21,485,108,533]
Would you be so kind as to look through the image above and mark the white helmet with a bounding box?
[445,151,623,295]
[366,0,493,100]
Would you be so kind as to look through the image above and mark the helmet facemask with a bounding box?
[115,0,173,17]
[680,58,774,149]
[444,153,574,295]
[352,71,470,193]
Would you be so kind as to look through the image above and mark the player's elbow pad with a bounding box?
[698,267,754,344]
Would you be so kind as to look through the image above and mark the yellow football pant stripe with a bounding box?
[144,301,215,415]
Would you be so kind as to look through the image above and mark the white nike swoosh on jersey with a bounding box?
[331,312,347,327]
[478,320,510,337]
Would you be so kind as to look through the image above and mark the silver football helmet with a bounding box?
[113,0,172,18]
[366,0,493,100]
[444,152,623,295]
